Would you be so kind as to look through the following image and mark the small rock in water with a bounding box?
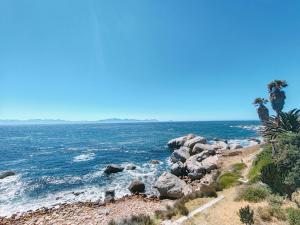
[0,171,15,179]
[128,180,145,193]
[104,190,115,203]
[126,164,136,170]
[150,160,160,164]
[104,164,124,174]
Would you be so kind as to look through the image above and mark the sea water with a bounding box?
[0,121,260,217]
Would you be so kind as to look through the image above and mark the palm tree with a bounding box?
[268,80,288,115]
[253,98,269,122]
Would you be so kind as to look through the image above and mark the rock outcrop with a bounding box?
[167,134,195,150]
[104,190,115,203]
[0,171,15,179]
[104,165,124,174]
[128,180,145,193]
[170,161,186,177]
[154,172,190,199]
[191,143,214,155]
[184,136,207,149]
[170,147,190,163]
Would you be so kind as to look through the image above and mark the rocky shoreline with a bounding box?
[0,134,260,225]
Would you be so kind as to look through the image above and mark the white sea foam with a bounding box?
[73,153,95,162]
[230,125,262,131]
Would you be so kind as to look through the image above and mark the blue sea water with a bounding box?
[0,121,260,217]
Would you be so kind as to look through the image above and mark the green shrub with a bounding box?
[269,206,287,221]
[108,214,155,225]
[218,172,241,189]
[232,163,247,172]
[268,194,284,208]
[248,145,273,183]
[239,205,254,225]
[286,208,300,225]
[237,184,270,202]
[261,133,300,196]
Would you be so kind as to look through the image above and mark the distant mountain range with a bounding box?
[0,118,159,125]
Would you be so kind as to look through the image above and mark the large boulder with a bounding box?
[191,143,214,155]
[185,153,218,181]
[184,136,207,149]
[104,164,124,174]
[0,171,15,179]
[154,172,190,199]
[170,161,187,177]
[128,180,145,193]
[167,134,195,150]
[170,147,190,163]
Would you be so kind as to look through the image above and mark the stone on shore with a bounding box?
[191,143,214,155]
[170,161,186,177]
[170,147,190,163]
[212,141,229,151]
[167,134,195,150]
[0,171,15,179]
[128,180,145,193]
[104,165,124,174]
[154,172,190,199]
[184,136,207,149]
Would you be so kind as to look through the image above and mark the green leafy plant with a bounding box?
[236,184,270,202]
[261,109,300,141]
[286,208,300,225]
[268,80,288,115]
[239,205,254,225]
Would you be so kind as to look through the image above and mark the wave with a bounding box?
[72,153,95,162]
[230,125,262,131]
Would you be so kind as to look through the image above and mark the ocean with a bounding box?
[0,121,260,217]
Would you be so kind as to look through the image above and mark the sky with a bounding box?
[0,0,300,121]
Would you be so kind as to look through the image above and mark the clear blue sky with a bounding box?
[1,0,300,121]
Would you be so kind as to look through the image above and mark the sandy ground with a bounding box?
[0,196,169,225]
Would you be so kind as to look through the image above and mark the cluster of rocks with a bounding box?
[153,134,253,200]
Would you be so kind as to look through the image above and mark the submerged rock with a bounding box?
[167,134,195,150]
[128,180,145,193]
[170,147,190,163]
[150,160,161,164]
[154,172,190,199]
[170,161,187,177]
[126,164,136,170]
[0,171,15,179]
[104,190,115,203]
[104,165,124,174]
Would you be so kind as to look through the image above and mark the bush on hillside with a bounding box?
[236,184,270,202]
[261,133,300,196]
[239,205,254,225]
[286,208,300,225]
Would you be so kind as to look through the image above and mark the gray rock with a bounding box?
[104,165,124,174]
[170,147,190,163]
[154,172,190,199]
[229,143,243,150]
[211,141,229,151]
[167,134,195,150]
[150,160,161,164]
[128,180,145,193]
[191,143,214,155]
[184,136,207,149]
[185,153,218,180]
[170,161,187,177]
[0,171,15,179]
[126,164,136,170]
